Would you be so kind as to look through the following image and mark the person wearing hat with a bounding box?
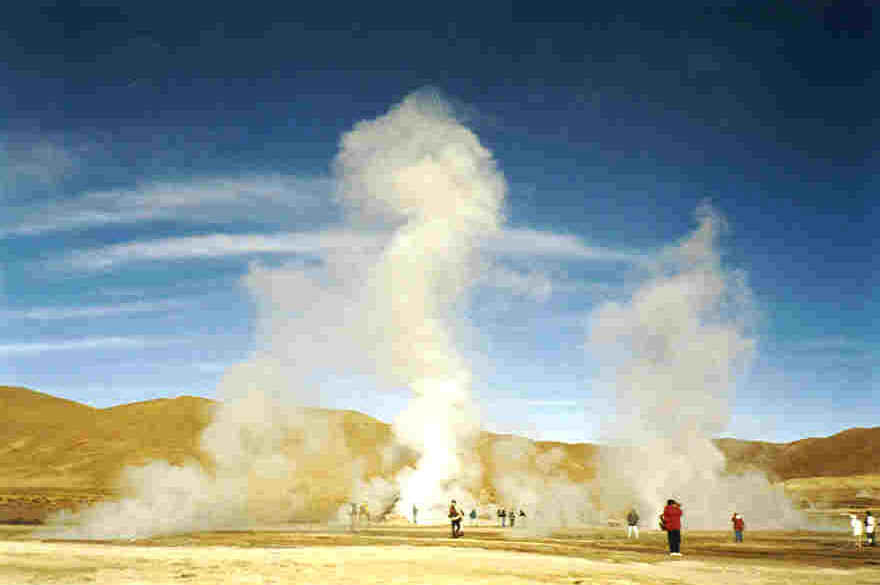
[731,512,745,542]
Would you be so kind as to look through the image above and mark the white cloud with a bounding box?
[485,265,555,302]
[61,227,642,272]
[487,228,641,262]
[1,174,332,237]
[0,336,174,355]
[7,299,188,320]
[1,136,77,194]
[65,230,384,271]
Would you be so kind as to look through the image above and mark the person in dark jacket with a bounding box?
[662,499,683,555]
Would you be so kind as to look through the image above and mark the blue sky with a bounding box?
[1,3,876,444]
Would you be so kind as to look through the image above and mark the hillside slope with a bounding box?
[1,385,877,522]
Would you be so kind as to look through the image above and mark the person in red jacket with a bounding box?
[662,499,683,555]
[731,513,745,542]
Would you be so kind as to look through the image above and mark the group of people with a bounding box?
[496,507,526,527]
[850,511,876,549]
[444,501,529,537]
[625,502,744,554]
[348,502,370,530]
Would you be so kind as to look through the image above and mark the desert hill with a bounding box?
[1,385,877,522]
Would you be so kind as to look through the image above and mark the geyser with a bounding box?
[589,203,803,529]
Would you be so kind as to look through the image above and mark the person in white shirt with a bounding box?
[850,513,863,549]
[866,511,876,547]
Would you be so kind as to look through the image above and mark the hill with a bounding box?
[1,385,878,522]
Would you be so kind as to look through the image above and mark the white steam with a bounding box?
[589,204,803,529]
[333,90,506,522]
[44,90,505,538]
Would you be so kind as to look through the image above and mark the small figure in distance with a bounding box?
[500,507,507,527]
[731,512,745,543]
[469,508,477,526]
[662,499,683,556]
[412,504,418,525]
[360,502,369,526]
[509,506,516,528]
[349,502,357,532]
[866,511,875,547]
[449,499,464,538]
[626,508,640,539]
[851,513,864,550]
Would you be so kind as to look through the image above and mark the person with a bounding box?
[469,508,477,526]
[662,499,683,556]
[412,504,418,525]
[360,503,369,526]
[731,513,745,543]
[626,509,640,539]
[449,499,464,538]
[509,507,516,528]
[519,509,526,527]
[500,507,507,527]
[851,513,863,549]
[349,502,358,532]
[866,511,876,547]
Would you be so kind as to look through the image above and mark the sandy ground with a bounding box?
[1,524,879,585]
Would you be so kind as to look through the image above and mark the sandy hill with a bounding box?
[1,385,878,522]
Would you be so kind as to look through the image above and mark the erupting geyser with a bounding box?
[334,90,506,521]
[590,204,803,529]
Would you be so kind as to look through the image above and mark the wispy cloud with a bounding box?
[0,336,175,355]
[7,299,188,320]
[525,399,581,407]
[61,227,642,272]
[1,135,77,195]
[487,228,642,262]
[1,174,332,237]
[64,230,384,270]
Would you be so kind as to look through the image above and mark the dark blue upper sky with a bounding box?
[1,2,876,442]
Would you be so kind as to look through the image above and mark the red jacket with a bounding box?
[663,505,682,531]
[732,515,744,531]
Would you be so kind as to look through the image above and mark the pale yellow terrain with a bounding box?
[1,525,879,585]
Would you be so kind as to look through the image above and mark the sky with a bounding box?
[1,2,876,445]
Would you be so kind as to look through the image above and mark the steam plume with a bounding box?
[44,90,504,537]
[589,203,803,529]
[334,90,506,521]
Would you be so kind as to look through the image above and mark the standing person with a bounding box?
[412,504,418,525]
[866,511,875,547]
[509,507,516,528]
[469,508,477,526]
[449,499,464,538]
[851,513,863,549]
[500,507,507,527]
[626,509,640,539]
[662,499,683,556]
[731,513,745,543]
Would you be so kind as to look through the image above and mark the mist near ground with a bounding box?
[42,90,505,537]
[588,204,805,529]
[40,95,806,540]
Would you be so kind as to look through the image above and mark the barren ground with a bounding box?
[1,524,878,585]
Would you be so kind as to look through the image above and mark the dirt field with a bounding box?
[1,524,878,585]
